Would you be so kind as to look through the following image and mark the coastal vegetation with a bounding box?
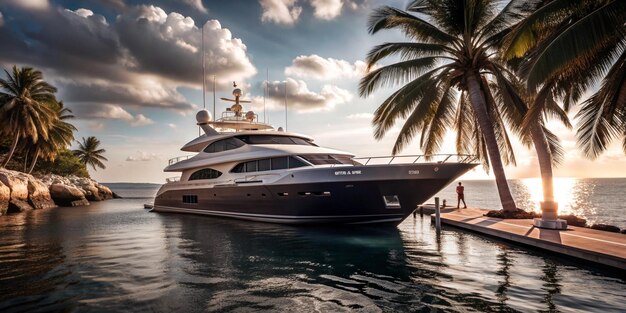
[0,66,106,177]
[361,0,625,220]
[74,136,108,171]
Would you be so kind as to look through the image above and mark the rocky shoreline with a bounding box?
[0,169,116,216]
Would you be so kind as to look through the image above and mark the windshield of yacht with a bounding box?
[235,135,316,146]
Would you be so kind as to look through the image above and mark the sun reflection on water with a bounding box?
[517,178,597,219]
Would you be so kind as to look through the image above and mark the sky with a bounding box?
[0,0,624,183]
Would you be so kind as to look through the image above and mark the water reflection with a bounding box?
[0,200,624,312]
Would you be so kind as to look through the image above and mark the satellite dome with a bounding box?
[196,109,212,124]
[245,110,255,121]
[277,127,284,132]
[233,88,242,97]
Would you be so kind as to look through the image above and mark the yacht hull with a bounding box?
[153,163,475,225]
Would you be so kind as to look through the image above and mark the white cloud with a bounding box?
[126,151,161,162]
[260,0,302,25]
[168,123,177,129]
[181,0,208,13]
[73,104,155,127]
[285,54,369,80]
[5,0,49,10]
[346,113,373,119]
[310,0,343,20]
[0,4,256,120]
[256,78,353,112]
[130,114,155,126]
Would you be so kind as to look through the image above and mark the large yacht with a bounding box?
[153,84,477,225]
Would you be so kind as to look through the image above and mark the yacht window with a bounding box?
[245,160,257,172]
[231,156,310,173]
[288,156,308,168]
[258,159,271,171]
[271,157,288,170]
[204,137,245,153]
[236,135,315,146]
[299,154,359,165]
[231,163,245,173]
[189,168,222,180]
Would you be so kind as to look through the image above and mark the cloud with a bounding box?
[181,0,208,13]
[310,0,343,20]
[72,104,155,127]
[259,0,302,25]
[0,4,256,121]
[4,0,49,10]
[126,151,161,162]
[346,113,373,119]
[168,123,177,129]
[285,54,369,80]
[116,6,256,84]
[256,78,353,112]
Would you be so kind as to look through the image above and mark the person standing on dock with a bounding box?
[456,182,467,209]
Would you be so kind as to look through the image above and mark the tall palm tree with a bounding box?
[504,0,626,159]
[74,136,108,171]
[0,66,57,168]
[360,0,547,212]
[23,101,76,173]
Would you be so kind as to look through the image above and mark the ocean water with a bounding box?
[431,178,626,228]
[0,181,624,313]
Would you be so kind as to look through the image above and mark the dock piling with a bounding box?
[435,197,441,232]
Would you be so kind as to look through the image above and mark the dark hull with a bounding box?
[154,178,460,225]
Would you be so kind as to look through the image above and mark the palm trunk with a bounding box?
[27,152,39,174]
[23,153,29,172]
[465,73,517,211]
[1,133,19,168]
[530,124,558,220]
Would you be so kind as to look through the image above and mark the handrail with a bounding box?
[166,176,181,183]
[168,155,193,165]
[353,154,476,165]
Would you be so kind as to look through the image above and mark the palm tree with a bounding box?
[360,0,548,212]
[504,0,626,159]
[0,66,57,168]
[23,101,76,173]
[74,136,108,171]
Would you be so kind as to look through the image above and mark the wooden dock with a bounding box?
[423,207,626,271]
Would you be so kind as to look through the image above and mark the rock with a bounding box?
[27,177,57,210]
[96,184,113,200]
[49,183,90,207]
[82,183,102,201]
[589,224,621,233]
[557,214,587,227]
[0,180,9,216]
[485,208,539,219]
[0,169,34,212]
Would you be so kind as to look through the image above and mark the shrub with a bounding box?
[33,149,90,178]
[589,224,621,233]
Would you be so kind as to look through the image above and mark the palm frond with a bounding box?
[368,6,459,44]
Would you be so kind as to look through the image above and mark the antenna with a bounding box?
[202,25,206,110]
[264,69,268,123]
[213,75,216,119]
[200,24,205,137]
[284,80,287,132]
[267,71,270,125]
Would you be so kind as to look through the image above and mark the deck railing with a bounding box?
[168,155,193,165]
[166,176,181,183]
[352,154,477,165]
